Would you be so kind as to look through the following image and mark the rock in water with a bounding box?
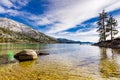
[14,49,38,61]
[38,52,49,55]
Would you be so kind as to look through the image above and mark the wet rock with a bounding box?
[93,38,120,49]
[0,54,17,65]
[38,52,49,55]
[14,49,38,61]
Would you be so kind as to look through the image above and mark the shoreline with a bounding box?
[93,38,120,49]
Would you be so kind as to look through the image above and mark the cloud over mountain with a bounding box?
[0,0,120,42]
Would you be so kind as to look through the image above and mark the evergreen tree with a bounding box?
[106,15,119,40]
[97,10,108,41]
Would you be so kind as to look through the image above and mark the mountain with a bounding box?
[57,38,81,43]
[57,38,93,44]
[80,42,93,44]
[0,18,56,43]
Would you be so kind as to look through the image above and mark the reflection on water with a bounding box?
[0,43,45,65]
[19,60,38,68]
[99,48,120,78]
[0,44,120,80]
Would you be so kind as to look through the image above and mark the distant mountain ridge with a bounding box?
[0,18,56,43]
[57,38,93,44]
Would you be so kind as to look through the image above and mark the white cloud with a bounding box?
[27,15,57,26]
[9,0,119,33]
[27,0,119,34]
[14,0,120,42]
[10,0,30,9]
[37,0,120,42]
[114,15,120,38]
[0,0,13,8]
[49,29,99,42]
[0,0,120,42]
[16,0,29,6]
[0,7,28,16]
[106,1,120,12]
[6,9,21,16]
[0,6,6,13]
[0,0,31,16]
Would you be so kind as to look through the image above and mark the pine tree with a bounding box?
[106,15,119,40]
[97,10,108,42]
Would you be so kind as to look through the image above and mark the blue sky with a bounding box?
[0,0,120,42]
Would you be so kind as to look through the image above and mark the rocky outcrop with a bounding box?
[93,38,120,48]
[14,49,38,61]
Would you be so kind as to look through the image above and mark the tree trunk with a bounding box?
[111,25,113,40]
[103,18,106,41]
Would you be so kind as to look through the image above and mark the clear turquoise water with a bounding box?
[0,43,120,80]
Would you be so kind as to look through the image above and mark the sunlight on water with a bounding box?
[0,44,120,80]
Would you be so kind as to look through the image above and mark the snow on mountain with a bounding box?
[0,18,56,43]
[0,18,36,33]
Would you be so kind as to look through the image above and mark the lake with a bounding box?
[0,43,120,80]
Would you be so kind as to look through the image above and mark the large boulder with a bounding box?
[14,49,38,61]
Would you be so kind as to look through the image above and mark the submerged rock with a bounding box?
[36,51,49,55]
[14,49,38,61]
[38,52,49,55]
[0,54,17,65]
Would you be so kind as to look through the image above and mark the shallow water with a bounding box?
[0,43,120,80]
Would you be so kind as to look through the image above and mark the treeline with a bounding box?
[97,10,119,42]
